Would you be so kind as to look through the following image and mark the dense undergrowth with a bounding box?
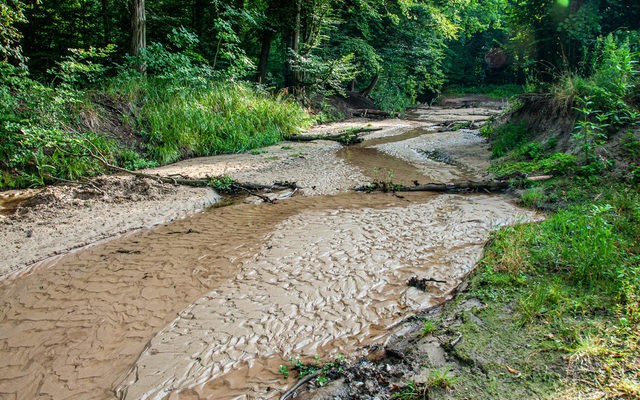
[0,38,312,189]
[465,33,640,398]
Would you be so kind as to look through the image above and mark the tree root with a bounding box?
[280,371,321,400]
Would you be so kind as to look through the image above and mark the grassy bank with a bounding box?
[432,60,639,397]
[463,179,640,398]
[0,66,312,189]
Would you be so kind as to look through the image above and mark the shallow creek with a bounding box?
[0,122,537,400]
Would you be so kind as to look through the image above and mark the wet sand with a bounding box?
[0,105,515,399]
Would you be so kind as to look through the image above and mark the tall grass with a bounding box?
[107,77,312,164]
[483,184,639,295]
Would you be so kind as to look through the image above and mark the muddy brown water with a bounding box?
[338,128,435,185]
[0,193,34,216]
[0,126,538,400]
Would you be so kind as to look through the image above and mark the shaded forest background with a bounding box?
[1,0,639,188]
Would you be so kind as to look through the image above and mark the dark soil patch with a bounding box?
[82,93,149,153]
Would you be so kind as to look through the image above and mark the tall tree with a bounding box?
[130,0,146,72]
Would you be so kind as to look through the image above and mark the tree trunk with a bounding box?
[130,0,146,72]
[193,0,205,40]
[361,74,378,97]
[284,0,301,88]
[256,29,274,83]
[102,0,110,45]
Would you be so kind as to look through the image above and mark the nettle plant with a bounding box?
[572,96,609,170]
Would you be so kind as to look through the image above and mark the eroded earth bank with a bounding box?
[0,105,540,399]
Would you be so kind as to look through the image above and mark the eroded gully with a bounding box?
[0,107,539,400]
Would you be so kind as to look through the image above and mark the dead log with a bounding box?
[356,180,511,193]
[52,141,294,202]
[352,109,390,119]
[283,127,382,145]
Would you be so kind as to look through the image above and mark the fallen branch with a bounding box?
[450,333,463,347]
[53,142,294,198]
[352,109,390,119]
[356,180,511,193]
[280,371,321,400]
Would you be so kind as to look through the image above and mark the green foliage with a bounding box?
[109,78,311,164]
[0,0,28,67]
[50,45,117,88]
[291,52,358,97]
[0,62,113,188]
[484,183,640,295]
[572,96,609,166]
[390,381,425,400]
[554,32,640,131]
[282,354,345,385]
[484,121,531,158]
[521,187,545,209]
[419,319,436,337]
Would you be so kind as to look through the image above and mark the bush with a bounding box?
[486,121,532,158]
[0,62,115,188]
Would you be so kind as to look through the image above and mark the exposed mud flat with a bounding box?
[116,193,538,399]
[0,104,529,400]
[0,176,217,277]
[0,191,538,400]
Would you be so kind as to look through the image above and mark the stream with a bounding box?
[0,109,538,400]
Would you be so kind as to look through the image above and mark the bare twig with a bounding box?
[280,371,321,400]
[450,333,463,347]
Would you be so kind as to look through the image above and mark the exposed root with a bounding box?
[280,371,321,400]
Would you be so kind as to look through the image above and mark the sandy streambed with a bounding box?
[0,105,519,399]
[116,193,537,400]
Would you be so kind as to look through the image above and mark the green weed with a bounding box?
[428,366,456,388]
[249,149,268,155]
[521,187,546,209]
[486,121,531,158]
[419,320,436,337]
[390,381,425,400]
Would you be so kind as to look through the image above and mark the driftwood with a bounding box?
[408,276,447,291]
[352,109,390,119]
[357,175,552,194]
[283,127,382,145]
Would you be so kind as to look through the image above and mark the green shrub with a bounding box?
[0,62,115,188]
[488,121,531,158]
